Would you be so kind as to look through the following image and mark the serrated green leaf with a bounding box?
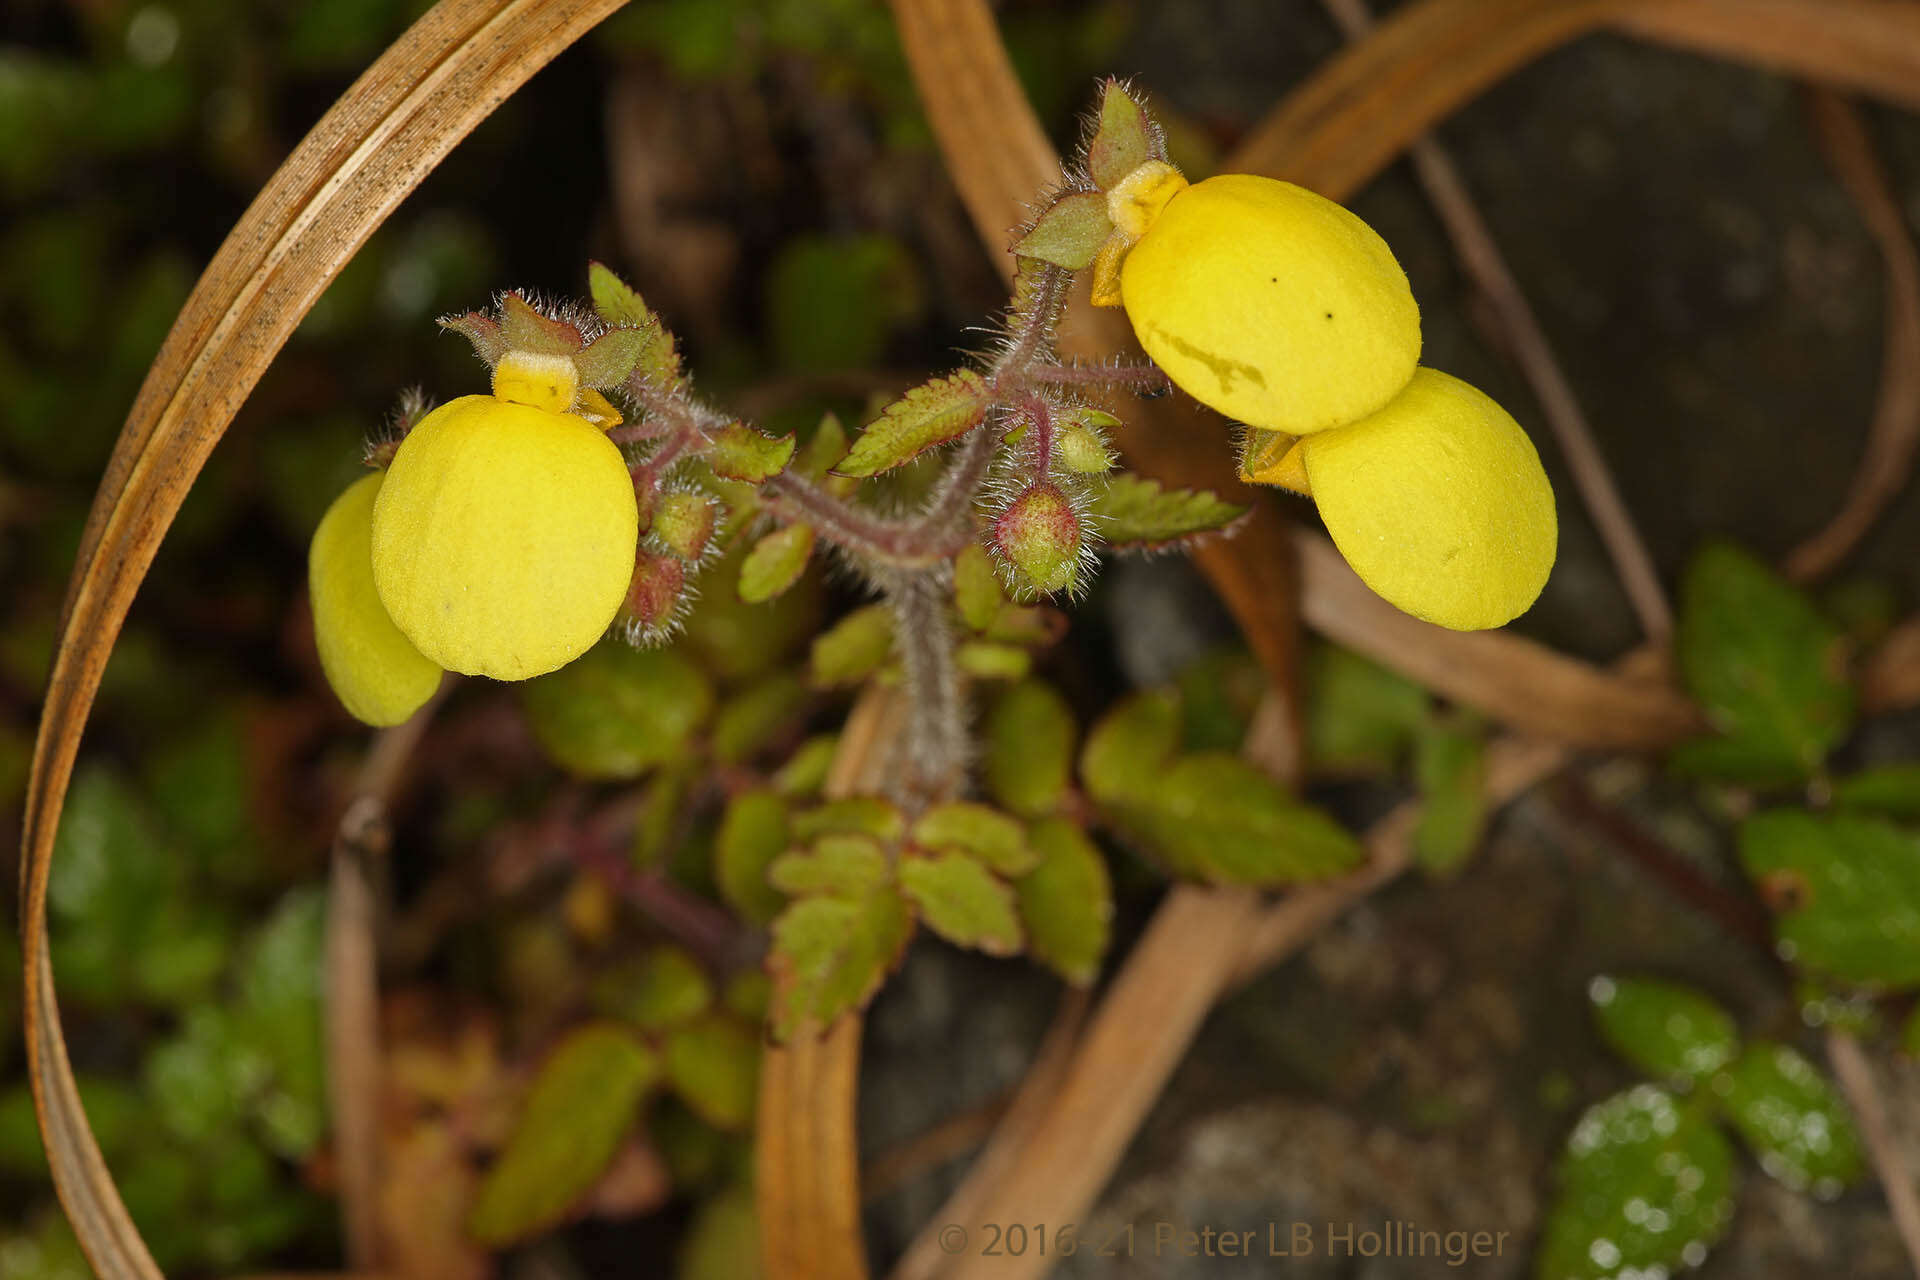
[792,796,905,844]
[1080,687,1181,804]
[810,603,894,687]
[712,673,808,767]
[573,327,645,389]
[834,371,989,478]
[899,852,1023,956]
[1087,79,1154,189]
[956,641,1031,680]
[774,734,838,799]
[1087,474,1247,551]
[1414,719,1488,875]
[769,886,913,1039]
[469,1024,658,1246]
[1103,753,1362,886]
[706,422,796,482]
[1738,811,1920,986]
[714,789,789,926]
[665,1014,760,1131]
[1017,818,1113,986]
[1832,763,1920,820]
[739,523,815,604]
[954,543,1004,633]
[1306,643,1429,774]
[599,945,713,1032]
[1014,191,1113,269]
[1711,1042,1864,1195]
[1672,542,1853,785]
[1537,1086,1736,1280]
[588,261,681,387]
[769,834,889,898]
[912,803,1037,875]
[986,680,1078,819]
[521,642,714,780]
[1589,976,1739,1086]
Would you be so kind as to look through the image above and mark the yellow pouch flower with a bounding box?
[309,472,442,725]
[1262,368,1556,632]
[372,394,640,681]
[1119,174,1421,435]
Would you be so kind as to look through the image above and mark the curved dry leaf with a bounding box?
[21,3,628,1277]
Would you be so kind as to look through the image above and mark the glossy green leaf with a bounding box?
[1086,474,1247,551]
[1711,1042,1864,1196]
[985,680,1078,819]
[521,642,714,780]
[1588,975,1739,1086]
[1671,542,1853,785]
[912,802,1037,875]
[1738,810,1920,986]
[666,1015,760,1131]
[739,523,815,604]
[834,371,989,479]
[469,1024,658,1246]
[1016,818,1114,986]
[899,852,1023,956]
[1536,1086,1737,1280]
[714,789,789,926]
[769,885,913,1039]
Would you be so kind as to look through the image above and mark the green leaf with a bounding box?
[521,642,714,780]
[1832,763,1920,820]
[985,680,1078,818]
[1711,1042,1864,1195]
[1537,1086,1737,1280]
[954,543,1005,633]
[956,642,1031,680]
[1174,650,1265,752]
[739,523,816,604]
[1087,474,1247,551]
[712,673,809,766]
[632,768,689,869]
[769,885,914,1039]
[769,834,890,898]
[588,261,681,387]
[235,889,328,1157]
[714,789,789,926]
[1306,643,1429,774]
[1413,719,1488,875]
[1014,192,1113,269]
[1588,975,1739,1086]
[833,371,990,479]
[773,734,839,799]
[1671,542,1853,785]
[1087,79,1154,189]
[469,1024,659,1246]
[797,412,851,479]
[599,945,713,1032]
[706,422,797,482]
[1103,753,1362,886]
[665,1015,760,1131]
[810,603,894,687]
[792,796,905,844]
[1016,818,1113,986]
[678,1184,762,1280]
[1080,688,1182,805]
[1738,810,1920,986]
[573,327,647,389]
[912,803,1037,875]
[899,852,1023,956]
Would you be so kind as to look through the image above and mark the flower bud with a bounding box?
[622,549,688,637]
[995,483,1082,595]
[652,491,717,561]
[309,473,442,725]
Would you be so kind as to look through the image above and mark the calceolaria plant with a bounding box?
[306,79,1561,1063]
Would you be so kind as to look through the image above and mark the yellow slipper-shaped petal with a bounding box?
[1300,368,1556,631]
[1120,173,1421,435]
[372,394,640,681]
[310,472,443,725]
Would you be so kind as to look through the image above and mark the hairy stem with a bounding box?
[881,564,968,805]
